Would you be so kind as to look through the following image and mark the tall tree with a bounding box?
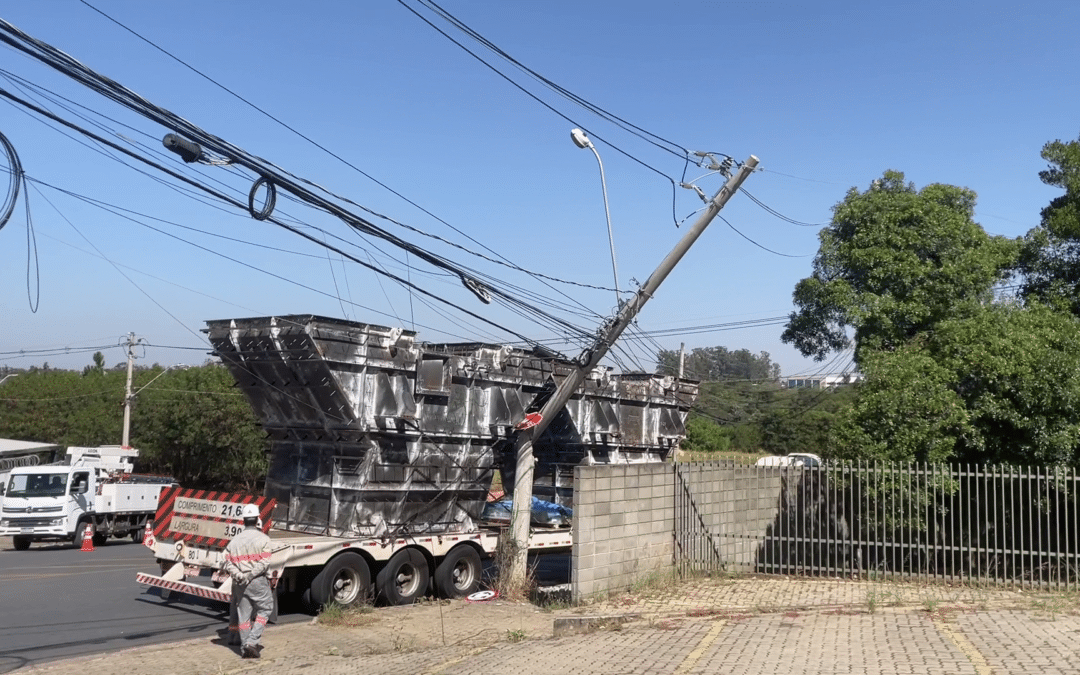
[1019,133,1080,314]
[782,171,1018,363]
[831,304,1080,466]
[656,345,780,381]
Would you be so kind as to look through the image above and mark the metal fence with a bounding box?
[674,461,1080,589]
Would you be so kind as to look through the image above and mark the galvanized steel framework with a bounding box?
[206,315,697,540]
[675,461,1080,590]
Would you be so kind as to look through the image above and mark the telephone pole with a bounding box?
[121,332,140,448]
[505,155,759,585]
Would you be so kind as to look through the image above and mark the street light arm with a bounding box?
[587,144,621,303]
[132,364,188,397]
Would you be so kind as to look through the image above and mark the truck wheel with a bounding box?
[376,548,429,605]
[310,553,371,609]
[71,522,91,548]
[434,545,482,598]
[12,536,31,551]
[92,532,108,547]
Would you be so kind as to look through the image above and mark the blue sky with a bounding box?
[0,0,1076,378]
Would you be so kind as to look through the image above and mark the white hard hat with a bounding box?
[240,503,260,519]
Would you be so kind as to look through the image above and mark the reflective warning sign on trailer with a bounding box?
[152,487,274,549]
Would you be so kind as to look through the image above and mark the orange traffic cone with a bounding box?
[80,524,95,552]
[143,522,155,549]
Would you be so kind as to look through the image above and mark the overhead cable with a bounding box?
[0,19,596,348]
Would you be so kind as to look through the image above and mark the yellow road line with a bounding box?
[933,619,994,675]
[674,619,727,674]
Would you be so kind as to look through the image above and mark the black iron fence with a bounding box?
[674,461,1080,589]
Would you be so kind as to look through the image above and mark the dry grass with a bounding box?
[317,601,378,628]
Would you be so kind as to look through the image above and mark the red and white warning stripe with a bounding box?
[135,572,230,603]
[152,487,274,549]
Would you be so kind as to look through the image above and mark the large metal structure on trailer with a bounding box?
[136,315,697,607]
[206,315,696,538]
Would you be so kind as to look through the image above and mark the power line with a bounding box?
[740,188,828,227]
[720,215,812,258]
[0,20,597,347]
[73,0,621,315]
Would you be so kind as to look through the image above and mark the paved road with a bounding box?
[16,576,1080,675]
[0,536,306,673]
[0,537,569,673]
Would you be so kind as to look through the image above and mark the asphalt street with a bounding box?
[0,536,570,673]
[0,537,306,673]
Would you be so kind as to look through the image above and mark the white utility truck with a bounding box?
[0,446,175,550]
[135,316,696,609]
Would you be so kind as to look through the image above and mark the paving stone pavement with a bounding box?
[17,577,1080,675]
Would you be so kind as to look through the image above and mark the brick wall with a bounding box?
[571,464,674,601]
[571,462,787,600]
[675,462,784,573]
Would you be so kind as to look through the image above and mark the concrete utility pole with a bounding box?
[678,342,685,379]
[121,332,138,449]
[505,155,759,585]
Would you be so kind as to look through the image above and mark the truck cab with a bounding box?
[0,467,91,546]
[0,446,172,550]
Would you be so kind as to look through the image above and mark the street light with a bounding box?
[570,128,621,306]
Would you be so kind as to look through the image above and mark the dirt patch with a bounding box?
[316,598,556,653]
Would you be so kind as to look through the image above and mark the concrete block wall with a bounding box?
[673,462,784,573]
[572,463,674,601]
[721,466,784,570]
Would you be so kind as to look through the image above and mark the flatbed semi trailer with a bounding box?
[136,488,571,607]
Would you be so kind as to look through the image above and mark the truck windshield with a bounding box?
[5,473,68,498]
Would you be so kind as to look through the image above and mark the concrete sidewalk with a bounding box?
[18,576,1080,674]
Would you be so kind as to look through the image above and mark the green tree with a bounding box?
[82,351,106,377]
[1019,133,1080,314]
[656,346,780,381]
[831,304,1080,466]
[782,171,1018,363]
[136,364,267,491]
[759,385,859,456]
[681,416,732,453]
[0,362,267,490]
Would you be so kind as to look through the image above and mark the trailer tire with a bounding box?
[12,536,30,551]
[434,545,482,598]
[377,548,429,605]
[310,553,371,609]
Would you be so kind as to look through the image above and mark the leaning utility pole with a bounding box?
[505,155,759,585]
[121,332,138,449]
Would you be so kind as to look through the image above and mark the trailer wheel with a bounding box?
[310,553,371,609]
[12,536,30,551]
[434,545,482,598]
[377,548,429,605]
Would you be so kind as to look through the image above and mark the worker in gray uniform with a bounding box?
[223,503,274,659]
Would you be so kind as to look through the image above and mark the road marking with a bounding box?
[674,620,727,674]
[933,619,993,675]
